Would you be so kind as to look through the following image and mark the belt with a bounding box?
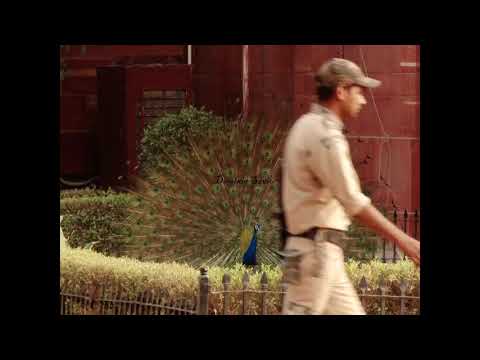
[287,227,346,250]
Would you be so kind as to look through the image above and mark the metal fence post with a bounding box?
[359,276,368,310]
[88,283,101,315]
[379,276,386,315]
[260,272,268,315]
[198,267,209,315]
[241,272,250,315]
[223,273,231,315]
[399,279,407,315]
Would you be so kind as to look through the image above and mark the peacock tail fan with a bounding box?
[116,114,293,267]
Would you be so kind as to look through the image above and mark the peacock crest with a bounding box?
[120,114,294,268]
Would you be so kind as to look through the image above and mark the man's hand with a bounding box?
[397,235,420,266]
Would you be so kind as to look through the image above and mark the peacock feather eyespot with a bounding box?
[261,168,271,177]
[124,113,292,267]
[263,151,273,160]
[243,158,253,167]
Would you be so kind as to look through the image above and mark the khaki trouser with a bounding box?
[281,231,365,315]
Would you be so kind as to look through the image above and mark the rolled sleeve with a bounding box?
[308,133,371,217]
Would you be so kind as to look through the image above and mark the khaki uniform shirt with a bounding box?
[281,103,371,233]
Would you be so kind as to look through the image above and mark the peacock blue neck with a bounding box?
[242,226,258,266]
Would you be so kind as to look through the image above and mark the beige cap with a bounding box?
[315,58,381,89]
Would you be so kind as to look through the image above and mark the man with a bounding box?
[280,58,420,315]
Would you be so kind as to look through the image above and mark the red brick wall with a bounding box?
[247,45,294,126]
[342,45,420,212]
[61,45,185,63]
[292,45,343,119]
[192,45,243,118]
[60,45,187,179]
[245,45,420,212]
[61,45,419,213]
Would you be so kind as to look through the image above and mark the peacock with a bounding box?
[118,112,296,269]
[240,223,261,266]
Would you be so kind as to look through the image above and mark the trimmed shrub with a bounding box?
[60,192,139,255]
[61,246,199,300]
[61,246,420,315]
[345,221,380,260]
[138,105,224,172]
[60,216,68,250]
[60,187,118,200]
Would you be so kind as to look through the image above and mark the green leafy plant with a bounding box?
[125,111,293,267]
[138,106,224,172]
[60,186,118,200]
[60,191,140,256]
[345,221,379,260]
[344,205,391,261]
[61,246,420,315]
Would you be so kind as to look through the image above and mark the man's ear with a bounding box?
[336,86,346,101]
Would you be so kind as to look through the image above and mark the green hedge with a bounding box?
[138,106,223,172]
[60,245,420,315]
[60,191,139,255]
[60,187,118,200]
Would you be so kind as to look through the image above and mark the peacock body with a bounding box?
[121,115,294,268]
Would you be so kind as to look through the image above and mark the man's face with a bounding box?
[339,85,367,119]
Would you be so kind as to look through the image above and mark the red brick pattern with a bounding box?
[192,45,242,117]
[61,46,186,179]
[247,45,294,125]
[343,45,420,210]
[60,45,420,212]
[61,45,185,60]
[290,45,420,210]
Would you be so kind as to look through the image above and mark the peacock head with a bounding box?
[254,224,261,232]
